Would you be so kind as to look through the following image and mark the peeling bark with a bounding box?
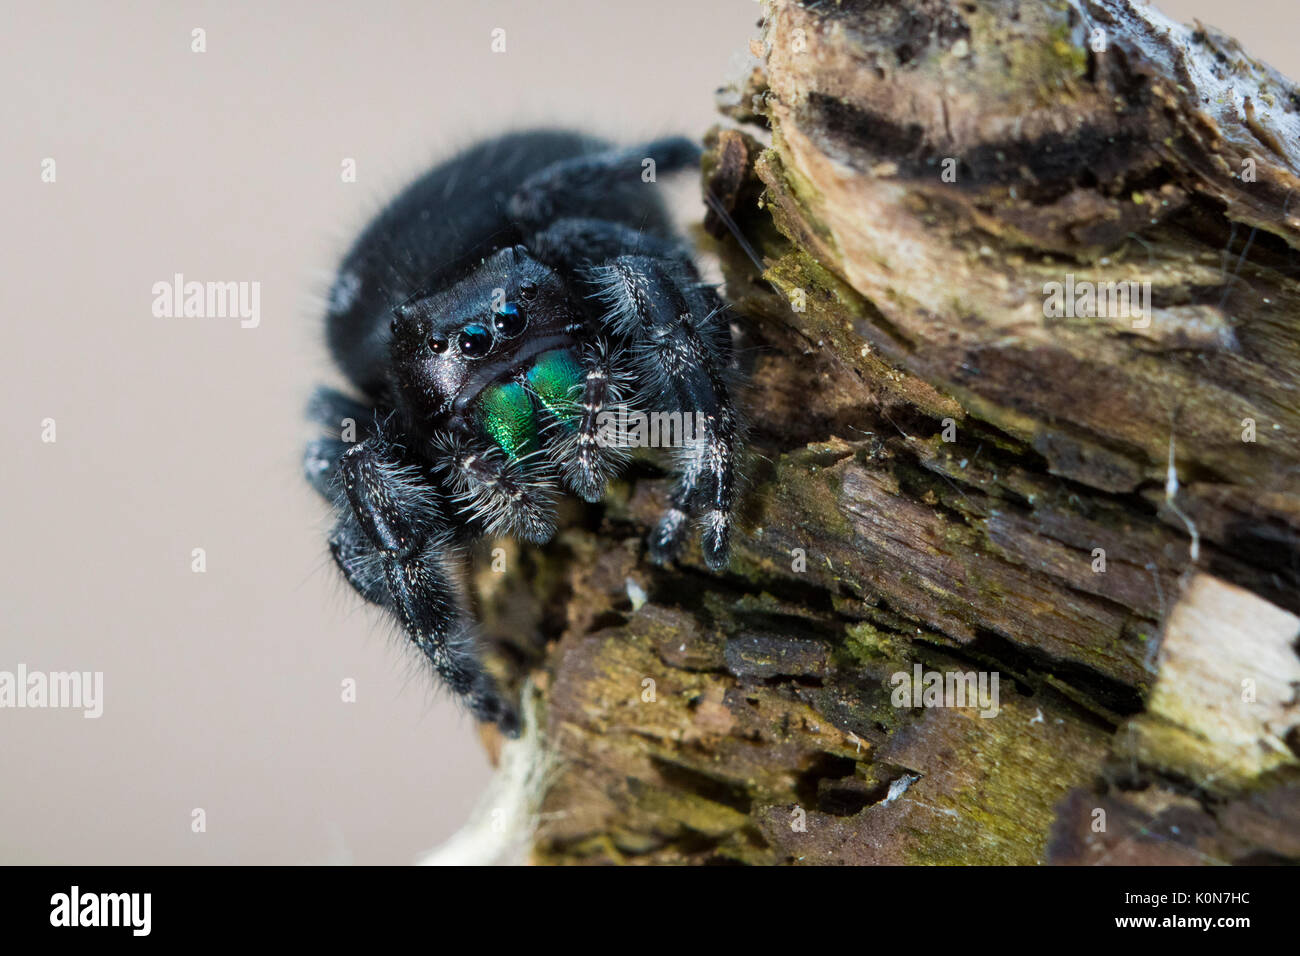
[480,0,1300,864]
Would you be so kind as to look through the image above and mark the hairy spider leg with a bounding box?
[335,432,519,734]
[507,137,702,232]
[526,217,738,568]
[589,255,738,571]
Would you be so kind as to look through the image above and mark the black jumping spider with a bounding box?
[305,131,740,735]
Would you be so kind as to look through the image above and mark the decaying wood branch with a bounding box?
[478,0,1300,864]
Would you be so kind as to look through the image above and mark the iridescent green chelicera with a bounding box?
[477,348,583,459]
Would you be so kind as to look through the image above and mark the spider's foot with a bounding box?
[558,443,610,503]
[700,509,731,572]
[569,473,606,505]
[471,685,521,738]
[647,507,690,566]
[489,701,522,739]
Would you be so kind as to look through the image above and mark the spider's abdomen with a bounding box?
[476,349,583,460]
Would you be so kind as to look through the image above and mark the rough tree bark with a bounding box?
[478,0,1300,864]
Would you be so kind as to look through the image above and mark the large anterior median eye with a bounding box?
[457,324,492,357]
[493,301,526,339]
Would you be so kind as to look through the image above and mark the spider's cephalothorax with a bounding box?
[305,131,740,735]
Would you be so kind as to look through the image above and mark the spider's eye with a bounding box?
[457,324,492,357]
[428,336,449,354]
[493,301,527,338]
[518,280,538,301]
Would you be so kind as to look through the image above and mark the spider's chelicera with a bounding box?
[305,131,740,735]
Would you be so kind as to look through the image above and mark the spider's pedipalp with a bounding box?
[535,338,633,503]
[432,437,558,544]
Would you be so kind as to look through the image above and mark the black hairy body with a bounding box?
[305,131,740,734]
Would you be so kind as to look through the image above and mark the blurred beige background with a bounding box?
[0,0,1294,864]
